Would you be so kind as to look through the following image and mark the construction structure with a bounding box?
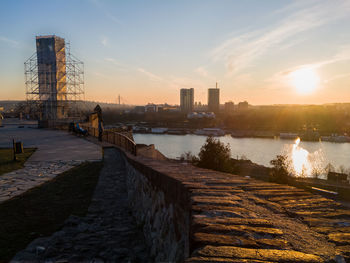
[25,35,84,121]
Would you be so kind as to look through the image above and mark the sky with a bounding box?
[1,0,350,105]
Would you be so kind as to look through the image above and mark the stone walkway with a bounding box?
[0,160,83,202]
[12,148,150,262]
[0,120,102,203]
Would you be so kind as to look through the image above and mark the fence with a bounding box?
[81,124,137,156]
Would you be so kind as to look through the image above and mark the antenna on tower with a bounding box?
[118,94,121,105]
[216,82,218,89]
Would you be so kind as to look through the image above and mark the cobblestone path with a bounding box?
[0,122,101,203]
[0,160,83,203]
[13,148,150,262]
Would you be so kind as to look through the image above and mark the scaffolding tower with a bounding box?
[25,35,84,120]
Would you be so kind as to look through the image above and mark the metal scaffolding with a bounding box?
[25,38,84,120]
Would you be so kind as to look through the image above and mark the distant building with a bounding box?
[238,101,249,110]
[208,83,220,113]
[145,104,158,112]
[180,88,194,113]
[187,112,215,119]
[158,105,180,112]
[224,101,234,113]
[194,103,207,112]
[132,106,145,114]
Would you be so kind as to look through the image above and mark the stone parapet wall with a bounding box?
[117,148,350,262]
[124,155,190,262]
[136,144,168,161]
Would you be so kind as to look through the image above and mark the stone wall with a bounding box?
[122,153,190,262]
[136,144,168,161]
[117,148,350,263]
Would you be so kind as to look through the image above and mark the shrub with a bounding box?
[180,151,198,163]
[197,136,232,173]
[269,154,290,183]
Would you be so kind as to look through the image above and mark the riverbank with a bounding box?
[133,128,350,143]
[134,133,350,171]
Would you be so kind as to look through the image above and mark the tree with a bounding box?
[197,136,232,172]
[325,163,335,174]
[269,155,290,183]
[180,151,198,163]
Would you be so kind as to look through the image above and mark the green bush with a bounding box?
[197,136,232,173]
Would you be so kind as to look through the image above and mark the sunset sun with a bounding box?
[290,68,320,95]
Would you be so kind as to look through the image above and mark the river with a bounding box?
[134,134,350,174]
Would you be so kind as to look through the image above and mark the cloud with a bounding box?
[137,67,209,94]
[195,66,218,83]
[93,71,111,79]
[89,0,122,25]
[194,66,208,77]
[104,57,120,66]
[101,36,109,47]
[278,45,350,76]
[0,36,19,47]
[104,57,130,72]
[267,45,350,88]
[324,73,350,84]
[194,66,214,79]
[210,0,350,75]
[137,68,163,82]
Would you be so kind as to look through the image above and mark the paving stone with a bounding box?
[312,226,350,234]
[192,232,287,249]
[301,218,350,227]
[187,256,276,262]
[196,223,283,237]
[192,215,273,227]
[295,210,350,219]
[328,233,350,245]
[0,160,85,204]
[192,245,323,262]
[335,246,350,257]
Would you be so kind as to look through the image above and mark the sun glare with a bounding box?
[290,68,320,95]
[291,137,312,177]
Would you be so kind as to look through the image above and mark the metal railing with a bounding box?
[81,124,137,156]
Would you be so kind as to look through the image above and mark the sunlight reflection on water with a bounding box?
[282,138,327,178]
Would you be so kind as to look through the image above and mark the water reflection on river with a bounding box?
[134,134,350,172]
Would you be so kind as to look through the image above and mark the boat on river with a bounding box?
[279,133,299,140]
[321,135,350,143]
[194,128,225,136]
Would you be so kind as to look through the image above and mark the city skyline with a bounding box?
[1,0,350,105]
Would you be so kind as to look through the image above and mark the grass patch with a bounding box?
[0,161,103,262]
[0,148,36,176]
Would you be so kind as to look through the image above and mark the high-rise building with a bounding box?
[180,88,194,113]
[36,35,67,120]
[224,101,234,114]
[208,83,220,113]
[238,101,249,110]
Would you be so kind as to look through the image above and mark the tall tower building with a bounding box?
[208,82,220,113]
[36,35,67,120]
[180,88,194,113]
